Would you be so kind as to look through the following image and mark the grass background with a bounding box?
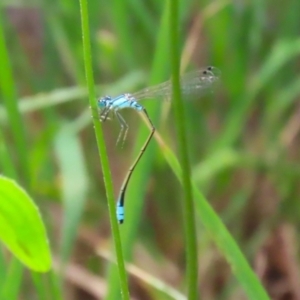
[1,0,300,299]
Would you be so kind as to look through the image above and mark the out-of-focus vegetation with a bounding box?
[1,0,300,299]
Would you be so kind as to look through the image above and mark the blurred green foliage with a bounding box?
[0,0,300,299]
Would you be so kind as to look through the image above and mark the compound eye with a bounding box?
[97,95,111,108]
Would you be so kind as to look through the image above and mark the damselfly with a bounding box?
[98,66,220,224]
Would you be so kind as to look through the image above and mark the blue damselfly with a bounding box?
[98,66,220,224]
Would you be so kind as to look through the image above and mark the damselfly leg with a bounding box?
[98,96,130,147]
[99,106,111,122]
[115,111,129,148]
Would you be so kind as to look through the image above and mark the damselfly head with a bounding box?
[98,95,111,109]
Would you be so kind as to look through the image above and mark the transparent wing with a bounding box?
[132,66,220,101]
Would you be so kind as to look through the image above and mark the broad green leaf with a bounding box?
[0,176,51,272]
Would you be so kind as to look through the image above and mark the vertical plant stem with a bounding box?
[112,0,136,67]
[169,0,198,299]
[0,130,17,179]
[78,0,130,299]
[0,10,29,182]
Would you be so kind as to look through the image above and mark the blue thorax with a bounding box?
[98,94,143,111]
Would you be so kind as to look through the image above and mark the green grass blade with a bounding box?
[111,0,136,67]
[54,126,88,263]
[0,259,23,300]
[78,0,130,299]
[0,247,7,291]
[169,0,198,299]
[0,9,29,181]
[155,135,270,300]
[0,129,17,179]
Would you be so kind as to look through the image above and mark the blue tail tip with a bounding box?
[116,202,124,224]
